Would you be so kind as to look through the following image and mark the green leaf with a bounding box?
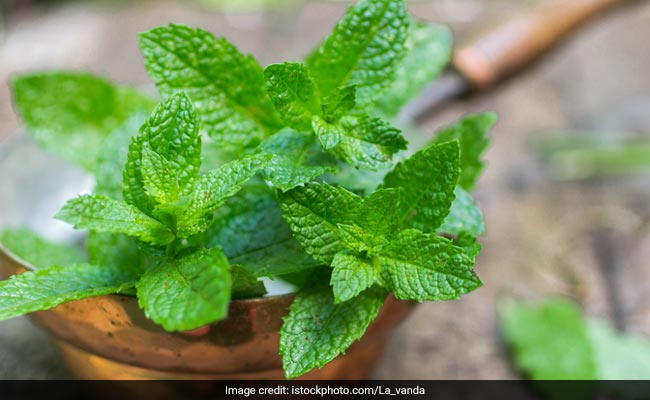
[357,188,401,236]
[306,0,409,108]
[433,113,496,190]
[330,253,379,303]
[11,72,155,172]
[231,265,267,300]
[501,298,650,381]
[438,187,485,236]
[0,263,138,321]
[264,62,321,131]
[382,140,460,231]
[311,115,343,150]
[139,24,282,149]
[136,247,231,331]
[500,298,599,380]
[86,232,145,274]
[280,182,362,265]
[316,114,407,169]
[376,21,453,117]
[587,320,650,380]
[206,184,321,277]
[377,229,481,301]
[123,92,202,215]
[0,228,86,270]
[174,155,271,238]
[55,194,174,246]
[322,85,356,123]
[280,283,386,378]
[94,114,150,199]
[258,128,336,192]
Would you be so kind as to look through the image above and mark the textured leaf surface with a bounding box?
[378,230,481,301]
[11,72,155,172]
[206,184,320,277]
[280,284,386,378]
[55,195,174,246]
[174,155,270,237]
[382,140,460,231]
[280,183,362,265]
[433,113,496,190]
[139,24,282,149]
[330,253,379,303]
[438,187,485,236]
[377,21,452,117]
[306,0,408,107]
[500,298,599,380]
[136,247,231,331]
[0,263,138,321]
[357,188,401,236]
[123,93,201,215]
[0,228,86,270]
[321,85,356,123]
[259,129,336,192]
[264,62,320,130]
[320,114,407,169]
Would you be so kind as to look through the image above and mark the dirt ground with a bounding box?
[1,0,650,379]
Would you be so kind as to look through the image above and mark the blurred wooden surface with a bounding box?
[1,0,650,379]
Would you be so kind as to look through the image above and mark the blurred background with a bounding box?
[1,0,650,380]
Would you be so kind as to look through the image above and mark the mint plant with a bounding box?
[0,0,495,378]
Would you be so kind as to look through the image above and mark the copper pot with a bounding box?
[0,250,416,380]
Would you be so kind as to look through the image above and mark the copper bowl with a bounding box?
[0,139,414,379]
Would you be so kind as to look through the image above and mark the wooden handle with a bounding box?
[454,0,628,89]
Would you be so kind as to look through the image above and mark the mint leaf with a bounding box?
[55,194,174,246]
[330,253,379,303]
[86,232,145,273]
[231,265,267,300]
[501,298,650,381]
[433,113,496,190]
[206,184,321,277]
[264,62,321,131]
[322,85,356,122]
[438,187,485,236]
[94,114,149,199]
[139,24,282,149]
[280,283,386,378]
[317,114,407,169]
[357,188,401,236]
[382,140,460,231]
[0,228,86,270]
[280,182,362,265]
[378,229,481,301]
[500,298,599,380]
[136,247,231,331]
[306,0,409,108]
[0,263,137,321]
[377,21,453,117]
[588,320,650,380]
[11,72,155,172]
[123,92,201,215]
[311,115,343,150]
[174,155,271,237]
[258,128,336,191]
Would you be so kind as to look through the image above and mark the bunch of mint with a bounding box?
[0,0,495,378]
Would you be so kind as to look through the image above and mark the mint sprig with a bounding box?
[4,0,495,379]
